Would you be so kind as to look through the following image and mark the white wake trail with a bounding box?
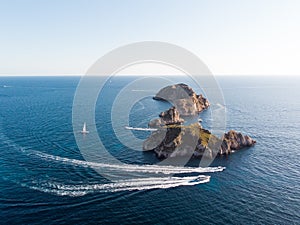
[32,151,225,174]
[26,175,211,197]
[0,129,221,197]
[125,126,158,131]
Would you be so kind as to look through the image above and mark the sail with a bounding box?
[81,122,89,134]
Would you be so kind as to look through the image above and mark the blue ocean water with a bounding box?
[0,76,299,224]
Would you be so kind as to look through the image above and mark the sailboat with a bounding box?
[81,122,89,134]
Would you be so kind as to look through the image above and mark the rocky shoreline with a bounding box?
[143,83,256,159]
[153,83,210,116]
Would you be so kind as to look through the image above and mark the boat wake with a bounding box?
[125,126,158,131]
[2,85,12,88]
[25,175,211,197]
[32,151,225,174]
[0,131,224,197]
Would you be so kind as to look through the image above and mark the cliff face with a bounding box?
[143,123,256,159]
[220,130,256,154]
[148,107,184,128]
[144,83,256,159]
[153,83,210,116]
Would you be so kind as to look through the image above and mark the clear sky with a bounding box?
[0,0,300,76]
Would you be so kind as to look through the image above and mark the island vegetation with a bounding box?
[143,84,256,159]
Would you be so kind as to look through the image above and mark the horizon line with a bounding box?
[0,74,299,77]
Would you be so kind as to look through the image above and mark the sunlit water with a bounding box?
[0,76,299,224]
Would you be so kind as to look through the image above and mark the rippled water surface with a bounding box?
[0,76,299,224]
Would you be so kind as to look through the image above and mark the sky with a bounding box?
[0,0,300,76]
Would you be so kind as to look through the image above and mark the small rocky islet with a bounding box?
[143,83,256,159]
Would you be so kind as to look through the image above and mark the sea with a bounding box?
[0,75,299,224]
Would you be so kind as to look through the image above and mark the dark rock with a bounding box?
[144,83,256,160]
[143,129,168,151]
[143,123,256,159]
[221,130,256,153]
[148,106,184,128]
[153,83,210,116]
[159,106,184,124]
[144,123,209,159]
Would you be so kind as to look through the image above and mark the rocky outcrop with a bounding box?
[143,123,256,159]
[144,83,256,159]
[153,83,209,116]
[148,107,184,128]
[220,130,256,155]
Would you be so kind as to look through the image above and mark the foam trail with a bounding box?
[32,151,225,174]
[0,131,225,175]
[26,175,210,197]
[125,126,158,131]
[0,132,216,197]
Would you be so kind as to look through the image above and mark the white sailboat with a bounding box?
[81,122,89,134]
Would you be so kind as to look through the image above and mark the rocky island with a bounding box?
[153,83,210,116]
[143,83,256,159]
